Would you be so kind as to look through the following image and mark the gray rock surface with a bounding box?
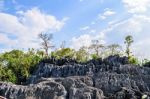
[0,55,150,99]
[0,76,104,99]
[0,81,67,99]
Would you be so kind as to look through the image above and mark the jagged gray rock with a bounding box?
[94,72,150,98]
[28,62,150,84]
[0,76,104,99]
[0,56,150,99]
[0,81,67,99]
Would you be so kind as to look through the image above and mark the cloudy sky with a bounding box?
[0,0,150,59]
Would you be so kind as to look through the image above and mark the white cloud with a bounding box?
[0,8,67,51]
[0,33,17,46]
[71,34,92,50]
[89,29,96,34]
[122,0,150,13]
[71,32,105,50]
[132,39,150,60]
[99,9,116,20]
[19,8,66,32]
[103,10,116,16]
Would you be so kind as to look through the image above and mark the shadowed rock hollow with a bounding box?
[0,55,150,99]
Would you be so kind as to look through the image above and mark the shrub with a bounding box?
[129,56,139,65]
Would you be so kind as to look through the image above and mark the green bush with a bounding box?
[129,56,139,65]
[0,49,41,84]
[91,54,99,60]
[51,48,76,59]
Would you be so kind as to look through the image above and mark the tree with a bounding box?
[128,56,139,65]
[91,54,99,60]
[36,50,45,58]
[75,46,89,62]
[89,40,104,57]
[38,33,54,56]
[51,48,76,59]
[107,44,122,56]
[60,41,66,49]
[124,35,134,58]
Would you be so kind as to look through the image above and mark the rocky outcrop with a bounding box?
[0,81,67,99]
[28,56,150,84]
[0,55,150,99]
[0,76,104,99]
[94,73,150,98]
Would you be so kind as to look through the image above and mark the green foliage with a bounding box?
[0,49,41,84]
[129,56,139,65]
[36,50,45,58]
[0,63,17,83]
[51,48,76,59]
[75,47,89,62]
[91,54,99,60]
[141,59,150,67]
[124,35,134,58]
[142,59,149,65]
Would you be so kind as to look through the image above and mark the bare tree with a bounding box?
[38,33,54,56]
[60,41,66,49]
[89,40,104,56]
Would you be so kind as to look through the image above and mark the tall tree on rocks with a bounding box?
[38,33,54,57]
[124,35,134,58]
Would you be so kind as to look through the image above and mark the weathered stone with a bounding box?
[94,73,150,97]
[0,56,150,99]
[0,81,67,99]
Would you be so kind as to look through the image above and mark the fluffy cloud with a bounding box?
[99,9,116,20]
[71,32,105,50]
[122,0,150,13]
[0,33,17,46]
[71,34,92,50]
[0,8,67,51]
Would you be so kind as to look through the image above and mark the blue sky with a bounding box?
[0,0,150,59]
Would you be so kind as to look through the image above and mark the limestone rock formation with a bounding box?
[0,55,150,99]
[0,81,67,99]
